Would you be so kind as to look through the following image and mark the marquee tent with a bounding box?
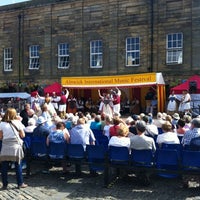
[61,72,166,112]
[44,82,62,96]
[171,75,200,94]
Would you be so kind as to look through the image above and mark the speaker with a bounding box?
[189,81,197,93]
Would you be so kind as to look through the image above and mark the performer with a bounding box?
[111,87,121,116]
[59,88,69,119]
[51,92,60,114]
[167,90,177,115]
[31,92,43,116]
[178,89,191,115]
[67,94,77,114]
[98,89,113,117]
[44,93,57,117]
[145,87,156,114]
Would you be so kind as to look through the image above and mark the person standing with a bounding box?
[145,88,156,114]
[178,90,191,115]
[51,92,60,114]
[98,90,113,117]
[167,90,177,115]
[58,89,69,119]
[67,94,78,114]
[111,87,121,116]
[0,108,28,189]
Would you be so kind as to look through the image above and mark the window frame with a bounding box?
[166,32,183,65]
[4,47,13,72]
[58,43,70,69]
[126,37,140,67]
[29,45,40,70]
[90,40,103,68]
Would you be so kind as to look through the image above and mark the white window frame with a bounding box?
[166,33,183,64]
[126,37,140,66]
[29,45,40,69]
[58,43,69,69]
[90,40,103,68]
[4,48,13,71]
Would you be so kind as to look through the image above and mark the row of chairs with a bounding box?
[23,134,200,187]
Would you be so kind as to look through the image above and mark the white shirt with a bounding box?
[108,136,130,148]
[156,131,180,145]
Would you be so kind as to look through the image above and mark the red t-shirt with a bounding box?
[109,125,120,137]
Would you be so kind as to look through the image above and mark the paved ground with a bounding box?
[1,162,200,200]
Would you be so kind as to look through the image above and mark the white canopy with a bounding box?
[0,92,31,99]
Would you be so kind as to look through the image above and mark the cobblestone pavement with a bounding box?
[1,163,200,200]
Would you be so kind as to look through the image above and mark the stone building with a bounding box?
[0,0,199,92]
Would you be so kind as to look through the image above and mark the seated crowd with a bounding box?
[1,101,200,188]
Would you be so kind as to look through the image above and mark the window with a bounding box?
[4,48,13,71]
[58,43,69,68]
[29,45,40,69]
[90,40,103,68]
[126,37,140,66]
[166,33,183,64]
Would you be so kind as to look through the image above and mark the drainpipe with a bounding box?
[150,0,154,72]
[18,13,22,91]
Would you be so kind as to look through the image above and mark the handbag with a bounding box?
[9,121,27,155]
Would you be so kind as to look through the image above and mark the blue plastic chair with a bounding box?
[95,135,109,151]
[30,136,48,157]
[92,129,104,138]
[109,146,130,165]
[131,149,154,168]
[26,135,48,176]
[67,144,85,175]
[157,128,163,134]
[161,143,182,158]
[182,150,200,171]
[86,145,106,171]
[155,148,180,178]
[48,142,67,159]
[67,144,85,159]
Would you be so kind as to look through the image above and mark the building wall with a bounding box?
[0,0,199,90]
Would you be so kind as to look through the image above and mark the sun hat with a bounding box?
[172,113,180,120]
[37,116,47,125]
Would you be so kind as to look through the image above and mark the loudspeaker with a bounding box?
[189,81,197,93]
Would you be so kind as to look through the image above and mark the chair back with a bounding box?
[109,146,130,165]
[155,148,180,178]
[190,137,200,151]
[131,149,154,167]
[182,150,200,169]
[67,144,85,159]
[157,127,163,134]
[48,142,67,159]
[86,145,106,171]
[31,136,48,156]
[95,135,109,150]
[161,143,182,157]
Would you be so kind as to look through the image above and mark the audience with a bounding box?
[156,121,180,147]
[108,123,130,148]
[182,118,200,147]
[130,120,156,152]
[70,118,96,150]
[32,116,50,137]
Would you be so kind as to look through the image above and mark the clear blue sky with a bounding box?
[0,0,30,6]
